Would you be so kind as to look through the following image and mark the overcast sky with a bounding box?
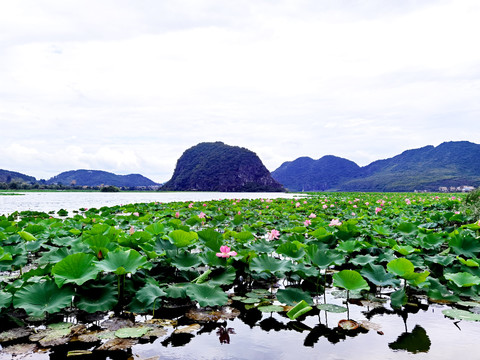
[1,0,479,183]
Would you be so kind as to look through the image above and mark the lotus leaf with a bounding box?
[171,251,202,270]
[249,254,291,276]
[52,253,100,287]
[185,283,228,307]
[317,303,348,313]
[276,241,305,260]
[13,280,74,317]
[305,245,344,268]
[75,282,118,313]
[258,305,285,313]
[360,263,399,287]
[115,327,150,338]
[18,231,36,242]
[287,300,312,320]
[333,270,370,292]
[95,249,151,275]
[0,290,12,310]
[390,288,407,308]
[276,288,313,306]
[168,229,198,248]
[445,272,480,287]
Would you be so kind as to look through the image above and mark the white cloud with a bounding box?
[1,0,479,183]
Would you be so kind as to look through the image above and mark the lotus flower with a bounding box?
[304,219,312,226]
[329,219,342,227]
[216,245,237,258]
[309,213,316,218]
[267,229,280,240]
[199,212,206,219]
[375,207,382,214]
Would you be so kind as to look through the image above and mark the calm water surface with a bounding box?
[0,191,301,215]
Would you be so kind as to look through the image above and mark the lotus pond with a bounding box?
[1,192,480,359]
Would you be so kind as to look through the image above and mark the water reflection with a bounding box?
[216,326,235,344]
[389,325,431,353]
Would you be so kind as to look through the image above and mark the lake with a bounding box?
[0,191,300,215]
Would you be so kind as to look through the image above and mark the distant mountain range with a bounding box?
[2,140,479,192]
[0,169,159,188]
[46,170,158,188]
[272,141,480,192]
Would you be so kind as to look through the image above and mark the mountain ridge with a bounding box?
[272,141,480,192]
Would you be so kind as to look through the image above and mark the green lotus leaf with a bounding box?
[137,283,167,306]
[406,270,430,286]
[164,284,188,299]
[145,222,165,236]
[445,272,480,287]
[351,254,377,266]
[310,227,333,241]
[333,270,370,292]
[390,288,407,308]
[0,290,12,310]
[199,251,224,267]
[171,251,202,270]
[276,288,313,306]
[449,234,480,258]
[75,282,117,313]
[249,239,275,253]
[52,253,100,287]
[13,280,74,317]
[95,249,151,275]
[209,266,237,286]
[258,305,285,313]
[317,303,348,313]
[18,231,36,242]
[387,258,415,278]
[392,245,417,256]
[457,256,480,267]
[360,263,399,287]
[305,245,344,268]
[115,327,150,338]
[197,228,223,251]
[396,222,418,234]
[186,283,228,307]
[234,231,255,242]
[242,297,261,304]
[442,308,480,321]
[337,240,363,254]
[84,235,118,257]
[38,247,73,265]
[249,254,291,276]
[0,247,12,262]
[276,242,305,260]
[287,300,313,320]
[168,230,198,248]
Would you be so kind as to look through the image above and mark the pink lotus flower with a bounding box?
[203,203,207,207]
[455,211,460,214]
[405,199,411,205]
[477,220,480,226]
[238,211,241,215]
[216,245,237,258]
[133,212,139,217]
[198,212,206,219]
[267,229,280,240]
[309,213,316,218]
[353,205,357,208]
[303,200,307,204]
[175,212,180,218]
[188,203,193,208]
[329,219,342,226]
[304,219,312,226]
[129,226,135,235]
[351,212,356,216]
[295,202,301,207]
[322,204,328,209]
[375,207,382,214]
[365,202,369,206]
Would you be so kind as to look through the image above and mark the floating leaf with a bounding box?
[317,303,348,313]
[115,327,150,338]
[287,300,312,320]
[258,305,285,313]
[443,308,480,321]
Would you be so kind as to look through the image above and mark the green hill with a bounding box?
[272,141,480,192]
[161,142,284,192]
[0,169,37,184]
[46,170,159,188]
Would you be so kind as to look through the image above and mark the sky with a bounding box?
[1,0,479,184]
